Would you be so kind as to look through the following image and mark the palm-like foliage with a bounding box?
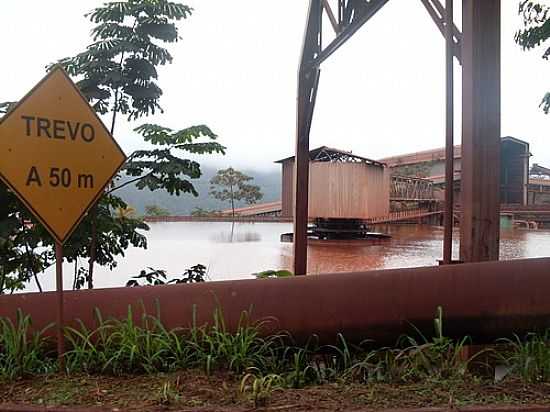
[56,0,191,121]
[122,124,225,196]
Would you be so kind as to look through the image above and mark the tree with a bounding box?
[144,204,170,216]
[56,0,192,126]
[54,0,224,288]
[209,168,263,217]
[516,1,550,113]
[0,0,225,293]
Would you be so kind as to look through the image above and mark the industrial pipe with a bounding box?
[1,257,550,346]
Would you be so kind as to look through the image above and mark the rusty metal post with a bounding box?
[294,0,322,275]
[460,0,501,262]
[442,0,454,264]
[55,242,65,370]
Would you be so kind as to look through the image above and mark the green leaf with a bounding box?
[136,19,179,42]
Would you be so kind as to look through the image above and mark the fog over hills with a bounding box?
[117,166,281,215]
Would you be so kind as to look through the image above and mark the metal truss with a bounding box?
[293,0,463,274]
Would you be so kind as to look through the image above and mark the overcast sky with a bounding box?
[1,0,548,172]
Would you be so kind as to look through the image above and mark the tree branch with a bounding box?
[106,171,154,195]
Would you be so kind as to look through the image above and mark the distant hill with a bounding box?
[116,166,281,215]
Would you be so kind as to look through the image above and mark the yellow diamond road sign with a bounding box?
[0,67,127,244]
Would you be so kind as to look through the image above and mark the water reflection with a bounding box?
[210,223,262,243]
[24,222,550,292]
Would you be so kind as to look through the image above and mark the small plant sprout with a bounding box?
[157,381,181,406]
[240,369,285,408]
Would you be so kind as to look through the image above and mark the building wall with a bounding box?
[387,140,529,206]
[500,141,528,204]
[308,163,389,219]
[391,159,462,181]
[528,180,550,205]
[281,160,294,218]
[281,161,390,219]
[529,191,550,205]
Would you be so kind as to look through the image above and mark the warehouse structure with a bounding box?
[276,146,390,220]
[379,136,531,205]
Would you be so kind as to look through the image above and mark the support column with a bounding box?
[442,0,454,264]
[460,0,501,262]
[523,149,530,206]
[293,0,321,275]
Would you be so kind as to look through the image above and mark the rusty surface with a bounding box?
[420,0,462,64]
[293,0,321,275]
[311,0,390,70]
[460,0,501,262]
[442,0,455,265]
[1,258,550,346]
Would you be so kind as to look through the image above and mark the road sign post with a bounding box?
[0,66,127,367]
[55,242,65,368]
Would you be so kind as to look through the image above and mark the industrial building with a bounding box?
[229,136,547,219]
[380,136,532,205]
[275,146,390,219]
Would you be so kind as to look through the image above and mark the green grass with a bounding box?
[0,309,55,380]
[497,330,550,382]
[2,304,550,394]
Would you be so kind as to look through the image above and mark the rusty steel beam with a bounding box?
[307,0,390,71]
[293,0,322,275]
[460,0,501,262]
[322,0,340,34]
[2,258,550,346]
[294,0,392,274]
[420,0,462,64]
[442,0,454,264]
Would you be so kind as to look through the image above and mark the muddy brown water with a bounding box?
[24,222,550,292]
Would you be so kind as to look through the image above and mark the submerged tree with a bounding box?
[0,0,225,292]
[144,204,170,217]
[516,1,550,113]
[209,168,263,218]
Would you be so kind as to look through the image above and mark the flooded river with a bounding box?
[24,222,550,292]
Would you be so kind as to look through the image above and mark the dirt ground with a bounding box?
[2,371,550,411]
